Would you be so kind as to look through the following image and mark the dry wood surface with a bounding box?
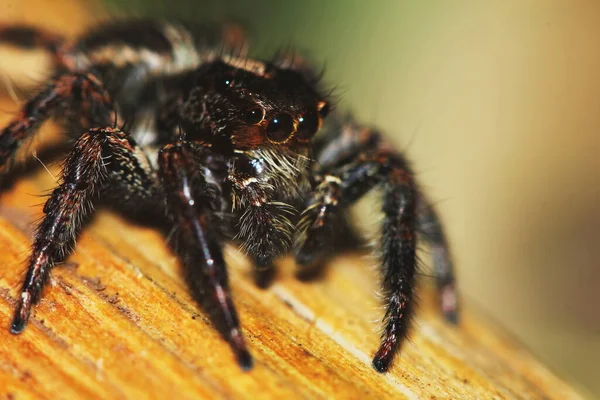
[0,1,586,398]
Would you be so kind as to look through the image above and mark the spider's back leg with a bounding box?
[417,200,459,323]
[0,25,70,69]
[0,72,111,171]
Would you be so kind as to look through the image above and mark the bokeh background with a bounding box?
[3,0,600,397]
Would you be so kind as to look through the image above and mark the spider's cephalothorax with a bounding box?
[0,19,458,372]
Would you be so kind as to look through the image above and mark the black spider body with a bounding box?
[0,19,458,373]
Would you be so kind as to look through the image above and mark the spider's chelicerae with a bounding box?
[0,19,458,372]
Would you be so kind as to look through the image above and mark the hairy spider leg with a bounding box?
[315,117,459,324]
[10,127,145,333]
[305,117,459,326]
[417,201,459,324]
[372,153,418,373]
[159,142,253,370]
[298,140,419,373]
[0,72,111,169]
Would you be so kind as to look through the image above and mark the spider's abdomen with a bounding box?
[72,20,201,77]
[66,21,202,117]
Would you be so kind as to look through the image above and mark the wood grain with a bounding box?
[0,1,585,398]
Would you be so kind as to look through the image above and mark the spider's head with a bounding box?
[182,57,330,152]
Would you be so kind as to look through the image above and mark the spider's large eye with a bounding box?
[245,107,265,125]
[296,110,320,141]
[266,113,295,143]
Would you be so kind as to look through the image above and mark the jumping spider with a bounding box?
[0,19,458,372]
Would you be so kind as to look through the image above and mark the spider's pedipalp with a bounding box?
[294,174,342,269]
[229,154,300,287]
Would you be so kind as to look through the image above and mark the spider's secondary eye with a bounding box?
[245,107,265,125]
[318,101,330,118]
[216,74,235,91]
[296,111,320,141]
[266,113,295,143]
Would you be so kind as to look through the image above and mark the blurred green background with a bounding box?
[103,0,600,397]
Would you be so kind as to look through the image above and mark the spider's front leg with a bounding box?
[0,72,111,170]
[159,142,252,370]
[11,127,141,333]
[297,143,420,373]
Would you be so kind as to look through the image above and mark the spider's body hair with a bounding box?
[0,18,459,373]
[231,147,311,207]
